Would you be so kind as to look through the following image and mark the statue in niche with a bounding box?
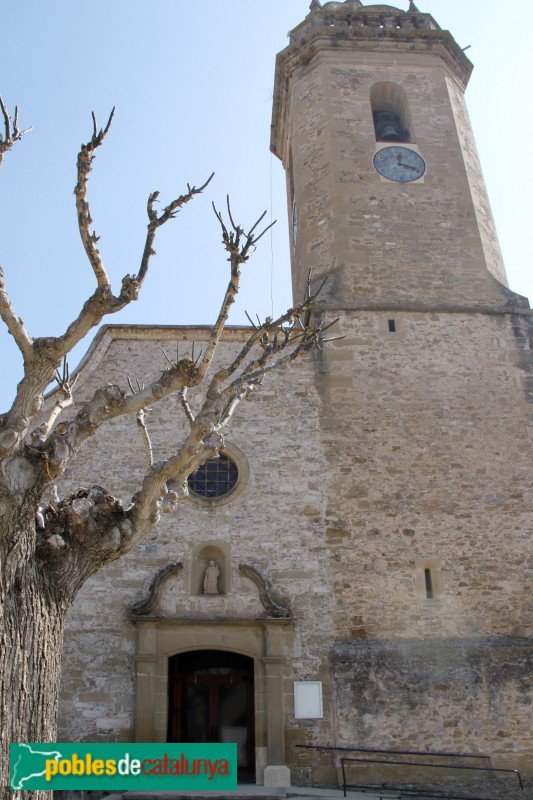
[203,561,220,595]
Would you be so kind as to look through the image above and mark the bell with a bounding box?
[380,123,403,141]
[373,111,405,142]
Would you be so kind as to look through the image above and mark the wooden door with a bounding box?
[168,650,255,780]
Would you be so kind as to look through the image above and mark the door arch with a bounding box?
[167,649,255,780]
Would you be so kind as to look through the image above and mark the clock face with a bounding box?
[373,146,426,183]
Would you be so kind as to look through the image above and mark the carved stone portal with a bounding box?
[130,562,293,785]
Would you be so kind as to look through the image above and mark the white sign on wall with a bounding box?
[294,681,323,719]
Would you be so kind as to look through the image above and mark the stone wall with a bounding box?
[287,307,533,778]
[332,638,533,763]
[312,310,533,643]
[56,325,328,754]
[54,308,533,779]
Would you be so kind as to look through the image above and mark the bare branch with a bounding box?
[219,383,257,429]
[0,97,32,168]
[51,286,123,358]
[237,333,317,384]
[127,413,225,538]
[0,266,34,359]
[162,342,202,374]
[34,300,326,558]
[0,97,9,142]
[55,356,78,393]
[74,108,116,289]
[161,346,177,369]
[226,195,238,232]
[196,202,276,382]
[0,98,329,527]
[246,208,267,237]
[215,297,315,385]
[2,152,211,451]
[37,356,200,478]
[136,173,214,287]
[136,408,153,471]
[29,357,77,447]
[250,218,276,244]
[127,377,154,470]
[130,307,327,523]
[245,310,259,330]
[178,387,195,424]
[44,125,211,360]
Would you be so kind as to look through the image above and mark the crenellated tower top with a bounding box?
[302,0,439,32]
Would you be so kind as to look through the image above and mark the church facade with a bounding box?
[56,1,533,788]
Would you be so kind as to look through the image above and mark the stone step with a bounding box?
[103,791,377,800]
[103,789,382,800]
[105,794,285,800]
[103,792,370,800]
[106,791,287,800]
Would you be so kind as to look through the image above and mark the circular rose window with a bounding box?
[187,454,238,498]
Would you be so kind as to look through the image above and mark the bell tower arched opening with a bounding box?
[371,81,413,142]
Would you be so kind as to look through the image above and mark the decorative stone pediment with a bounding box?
[130,561,291,620]
[239,564,291,618]
[131,562,183,616]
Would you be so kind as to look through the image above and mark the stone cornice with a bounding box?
[41,298,531,410]
[313,300,532,316]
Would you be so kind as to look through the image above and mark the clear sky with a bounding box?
[1,0,531,413]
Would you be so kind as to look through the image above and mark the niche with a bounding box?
[191,541,230,596]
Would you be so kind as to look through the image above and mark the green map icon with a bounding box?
[11,743,63,790]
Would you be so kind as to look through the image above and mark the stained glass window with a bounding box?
[187,455,238,498]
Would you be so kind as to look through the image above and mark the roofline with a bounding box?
[44,323,256,403]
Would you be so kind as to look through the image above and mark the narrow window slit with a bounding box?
[388,319,396,333]
[424,568,434,599]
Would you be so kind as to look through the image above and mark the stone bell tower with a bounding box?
[271,0,524,312]
[270,0,533,779]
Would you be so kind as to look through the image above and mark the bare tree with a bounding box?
[0,101,332,799]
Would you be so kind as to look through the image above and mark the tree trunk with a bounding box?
[0,498,66,800]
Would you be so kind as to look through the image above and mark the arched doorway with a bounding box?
[167,650,255,781]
